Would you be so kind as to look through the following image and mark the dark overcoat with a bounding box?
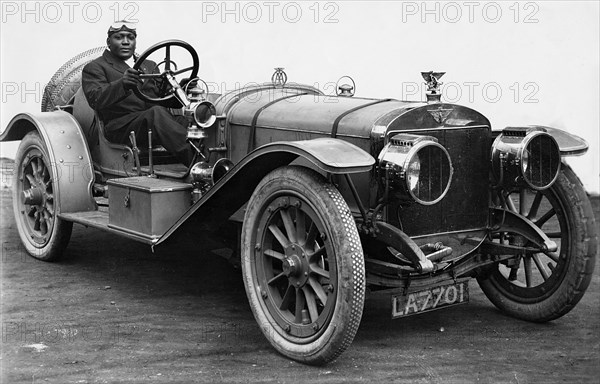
[82,49,160,133]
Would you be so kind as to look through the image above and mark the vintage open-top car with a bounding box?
[2,40,597,365]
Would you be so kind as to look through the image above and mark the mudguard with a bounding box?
[1,111,96,213]
[156,138,375,245]
[263,138,375,174]
[493,125,589,156]
[532,126,589,156]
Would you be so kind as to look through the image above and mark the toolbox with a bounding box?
[107,176,193,241]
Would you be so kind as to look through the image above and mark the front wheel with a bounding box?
[241,166,365,365]
[478,164,597,322]
[13,131,73,261]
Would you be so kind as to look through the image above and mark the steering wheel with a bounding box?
[132,39,199,104]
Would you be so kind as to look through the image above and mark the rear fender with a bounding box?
[1,112,96,213]
[156,138,374,245]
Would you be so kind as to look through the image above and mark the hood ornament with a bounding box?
[336,75,356,97]
[421,71,445,104]
[271,67,288,87]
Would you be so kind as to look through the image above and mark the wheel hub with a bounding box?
[282,255,300,277]
[22,187,44,206]
[284,244,309,287]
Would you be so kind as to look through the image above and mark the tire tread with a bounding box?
[42,46,105,111]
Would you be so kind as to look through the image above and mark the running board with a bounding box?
[60,210,110,232]
[59,210,156,245]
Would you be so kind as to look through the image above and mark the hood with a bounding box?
[225,88,491,141]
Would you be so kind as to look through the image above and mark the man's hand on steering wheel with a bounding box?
[131,40,199,107]
[123,68,142,90]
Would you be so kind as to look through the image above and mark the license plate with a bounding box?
[392,280,469,319]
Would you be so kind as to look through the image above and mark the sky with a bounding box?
[1,0,598,193]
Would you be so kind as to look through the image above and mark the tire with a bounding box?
[477,164,597,322]
[13,132,73,261]
[41,46,105,112]
[241,166,365,365]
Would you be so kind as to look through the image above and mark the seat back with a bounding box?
[72,87,97,144]
[72,86,138,178]
[72,87,179,177]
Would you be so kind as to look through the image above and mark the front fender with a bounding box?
[493,125,589,156]
[156,138,374,245]
[1,112,96,214]
[532,126,589,156]
[260,138,375,174]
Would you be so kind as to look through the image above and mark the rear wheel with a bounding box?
[13,132,72,261]
[241,166,365,365]
[478,164,597,322]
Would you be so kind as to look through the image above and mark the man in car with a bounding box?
[82,21,194,165]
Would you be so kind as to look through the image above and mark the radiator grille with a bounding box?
[388,127,490,237]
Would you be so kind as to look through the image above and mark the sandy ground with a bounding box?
[1,160,599,383]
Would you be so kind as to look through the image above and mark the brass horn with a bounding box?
[191,158,234,185]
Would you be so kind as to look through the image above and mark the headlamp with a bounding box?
[378,133,453,205]
[491,127,560,190]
